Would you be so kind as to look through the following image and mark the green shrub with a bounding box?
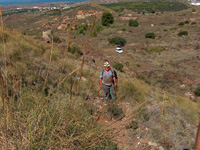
[192,8,196,12]
[101,12,114,26]
[179,22,185,26]
[78,28,85,35]
[126,120,138,130]
[137,75,151,84]
[68,46,83,56]
[113,63,123,72]
[110,23,122,28]
[145,32,156,39]
[122,28,126,31]
[101,28,116,35]
[91,31,97,37]
[195,87,200,96]
[178,30,188,36]
[108,103,124,119]
[96,25,103,32]
[129,20,139,27]
[53,36,62,43]
[108,36,126,45]
[191,21,197,25]
[184,20,189,24]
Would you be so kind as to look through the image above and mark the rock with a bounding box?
[190,95,196,101]
[148,141,157,147]
[184,92,192,97]
[180,84,186,89]
[159,146,165,150]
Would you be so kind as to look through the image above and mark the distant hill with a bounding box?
[88,0,186,4]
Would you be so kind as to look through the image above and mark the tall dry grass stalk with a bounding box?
[57,22,72,87]
[161,89,168,117]
[0,8,4,42]
[65,22,71,55]
[79,17,96,81]
[75,16,96,96]
[86,65,98,97]
[43,37,53,90]
[0,70,8,150]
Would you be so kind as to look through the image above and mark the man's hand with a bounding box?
[114,82,117,87]
[100,83,103,89]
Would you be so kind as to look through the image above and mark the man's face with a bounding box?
[105,66,109,71]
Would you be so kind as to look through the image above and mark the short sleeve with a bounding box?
[100,71,103,79]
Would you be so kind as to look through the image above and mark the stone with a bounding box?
[159,146,165,150]
[180,84,186,89]
[190,96,196,101]
[184,92,192,97]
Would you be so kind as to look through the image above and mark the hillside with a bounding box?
[0,2,200,150]
[88,0,187,4]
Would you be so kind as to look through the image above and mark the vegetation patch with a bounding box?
[108,36,126,45]
[101,2,189,13]
[101,12,114,26]
[68,46,83,57]
[126,120,138,130]
[145,32,156,39]
[178,30,188,37]
[137,75,151,84]
[107,103,124,119]
[101,28,116,35]
[195,87,200,96]
[178,22,185,26]
[129,20,139,27]
[113,63,123,72]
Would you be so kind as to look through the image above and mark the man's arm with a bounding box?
[113,77,117,87]
[100,78,103,89]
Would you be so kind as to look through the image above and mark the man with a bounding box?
[100,62,117,101]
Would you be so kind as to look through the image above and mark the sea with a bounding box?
[0,0,87,5]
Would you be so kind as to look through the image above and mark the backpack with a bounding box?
[101,69,118,83]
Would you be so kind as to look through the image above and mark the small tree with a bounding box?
[145,32,156,39]
[108,36,126,45]
[129,20,139,27]
[178,30,188,36]
[101,12,114,26]
[178,22,185,26]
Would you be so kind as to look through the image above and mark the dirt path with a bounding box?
[92,97,162,150]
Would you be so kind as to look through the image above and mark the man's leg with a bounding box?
[103,84,109,101]
[110,84,116,101]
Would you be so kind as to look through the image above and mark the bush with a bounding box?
[195,87,200,96]
[178,30,188,36]
[101,12,114,26]
[122,28,126,31]
[68,46,83,56]
[145,32,156,39]
[113,63,123,72]
[91,31,97,37]
[129,20,139,27]
[126,120,138,130]
[96,25,103,32]
[108,36,126,45]
[101,28,116,35]
[184,20,189,24]
[108,103,124,119]
[179,22,185,26]
[191,21,197,25]
[53,36,62,43]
